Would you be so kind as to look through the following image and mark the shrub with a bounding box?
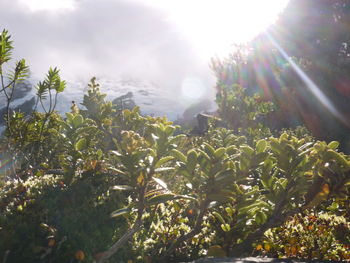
[1,29,350,263]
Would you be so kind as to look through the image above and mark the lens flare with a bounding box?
[0,148,13,177]
[181,77,206,100]
[266,32,349,128]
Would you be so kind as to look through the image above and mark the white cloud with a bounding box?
[17,0,76,11]
[0,0,287,118]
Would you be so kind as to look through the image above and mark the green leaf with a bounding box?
[72,115,84,128]
[169,134,186,145]
[256,152,269,163]
[65,112,74,123]
[255,210,267,225]
[155,156,174,168]
[147,193,176,206]
[11,59,29,83]
[0,29,13,65]
[280,132,288,141]
[241,145,254,156]
[298,142,313,152]
[55,80,66,93]
[75,138,87,151]
[187,149,198,172]
[207,194,231,203]
[325,150,350,169]
[212,211,226,224]
[96,149,103,160]
[165,125,175,136]
[232,183,244,195]
[111,185,133,191]
[256,139,267,153]
[108,167,126,175]
[225,207,233,217]
[214,170,234,184]
[110,207,131,218]
[203,142,215,157]
[36,81,48,99]
[221,223,231,232]
[110,150,122,157]
[214,147,226,159]
[175,194,197,202]
[198,149,210,161]
[270,138,282,153]
[328,141,339,150]
[152,177,168,189]
[170,149,186,162]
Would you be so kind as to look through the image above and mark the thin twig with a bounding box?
[2,250,10,263]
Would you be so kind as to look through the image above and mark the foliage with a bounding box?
[1,29,66,176]
[258,213,350,261]
[272,0,350,145]
[132,200,215,261]
[1,28,350,263]
[211,54,274,139]
[0,173,127,263]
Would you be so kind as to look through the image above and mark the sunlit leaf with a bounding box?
[203,142,215,157]
[214,147,226,158]
[72,115,84,128]
[186,149,197,172]
[110,150,122,157]
[256,139,267,153]
[212,211,225,224]
[328,141,339,150]
[147,193,176,206]
[170,149,186,162]
[137,174,144,186]
[221,223,230,232]
[152,177,168,189]
[111,185,133,191]
[241,145,254,156]
[110,207,131,218]
[155,156,174,168]
[75,138,87,151]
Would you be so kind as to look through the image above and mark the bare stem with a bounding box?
[96,185,146,263]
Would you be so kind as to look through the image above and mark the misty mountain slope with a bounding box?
[0,77,215,128]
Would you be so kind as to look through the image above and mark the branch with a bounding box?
[96,184,147,263]
[229,178,300,256]
[161,198,209,260]
[2,250,9,263]
[96,217,143,263]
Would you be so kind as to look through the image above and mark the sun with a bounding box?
[138,0,289,59]
[133,0,289,100]
[18,0,76,11]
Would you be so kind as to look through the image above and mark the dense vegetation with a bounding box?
[219,0,350,152]
[1,1,350,262]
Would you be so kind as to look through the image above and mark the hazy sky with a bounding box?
[0,0,288,117]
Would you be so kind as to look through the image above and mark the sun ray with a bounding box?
[134,0,289,59]
[265,32,349,128]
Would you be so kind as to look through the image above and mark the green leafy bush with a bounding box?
[1,29,350,263]
[257,213,350,261]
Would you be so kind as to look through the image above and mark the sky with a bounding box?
[0,0,288,118]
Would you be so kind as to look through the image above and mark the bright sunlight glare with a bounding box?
[266,32,349,128]
[18,0,76,11]
[137,0,289,59]
[134,0,289,100]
